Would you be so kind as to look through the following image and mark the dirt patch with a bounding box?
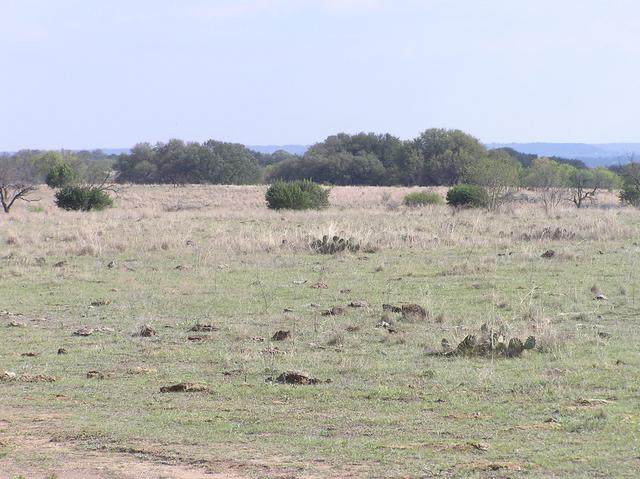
[87,370,116,380]
[573,398,612,407]
[1,372,57,383]
[512,419,561,430]
[188,335,209,342]
[160,383,209,393]
[90,299,112,307]
[272,371,329,385]
[444,412,493,420]
[465,460,526,472]
[190,324,218,332]
[127,367,157,375]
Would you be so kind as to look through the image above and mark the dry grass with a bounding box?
[1,186,636,262]
[1,185,639,478]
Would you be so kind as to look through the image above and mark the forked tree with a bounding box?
[0,156,40,213]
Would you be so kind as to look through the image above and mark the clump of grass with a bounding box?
[403,190,444,207]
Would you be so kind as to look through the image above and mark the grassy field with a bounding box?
[1,185,639,478]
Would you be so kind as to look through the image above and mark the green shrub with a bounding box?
[55,186,113,211]
[266,179,329,210]
[46,163,77,188]
[403,190,444,207]
[446,184,489,208]
[620,184,640,207]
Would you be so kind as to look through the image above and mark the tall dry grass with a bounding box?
[0,185,637,261]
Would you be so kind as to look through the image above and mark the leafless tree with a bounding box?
[0,156,41,213]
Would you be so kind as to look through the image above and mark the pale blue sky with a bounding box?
[1,0,639,150]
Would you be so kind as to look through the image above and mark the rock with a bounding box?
[348,301,368,308]
[311,282,328,289]
[541,250,556,258]
[273,371,325,385]
[271,330,291,341]
[20,352,40,357]
[160,383,209,393]
[7,321,26,328]
[382,304,402,313]
[89,299,111,307]
[187,335,207,342]
[73,327,93,337]
[322,306,345,316]
[376,319,397,333]
[136,324,157,337]
[0,371,17,381]
[401,304,428,321]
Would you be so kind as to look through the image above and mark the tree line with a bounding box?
[2,129,640,212]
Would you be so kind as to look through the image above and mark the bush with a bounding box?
[620,184,640,207]
[46,163,77,189]
[55,186,113,211]
[266,179,329,210]
[446,184,489,208]
[403,190,444,207]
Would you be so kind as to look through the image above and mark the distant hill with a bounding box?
[248,145,309,155]
[487,143,640,167]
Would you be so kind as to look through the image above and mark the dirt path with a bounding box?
[0,414,247,479]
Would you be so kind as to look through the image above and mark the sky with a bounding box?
[1,0,639,150]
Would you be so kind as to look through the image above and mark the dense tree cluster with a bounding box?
[270,130,489,186]
[267,129,592,187]
[114,139,261,184]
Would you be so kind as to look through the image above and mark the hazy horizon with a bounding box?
[2,0,640,151]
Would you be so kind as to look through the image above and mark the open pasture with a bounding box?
[1,185,639,478]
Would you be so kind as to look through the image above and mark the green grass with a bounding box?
[1,238,640,477]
